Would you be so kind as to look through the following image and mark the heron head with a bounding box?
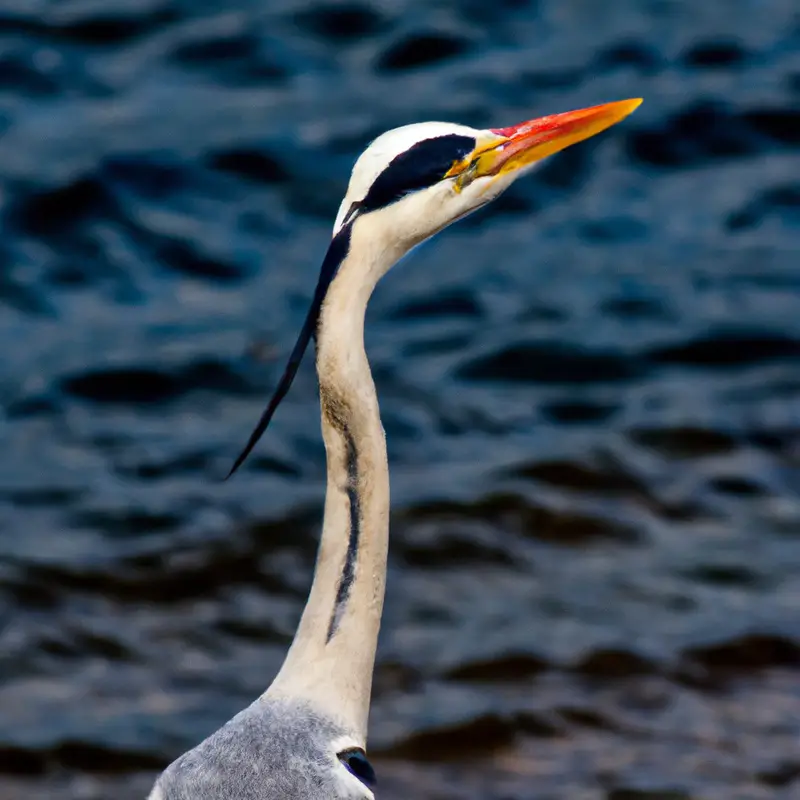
[333,98,642,247]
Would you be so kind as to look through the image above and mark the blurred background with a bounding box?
[1,0,799,798]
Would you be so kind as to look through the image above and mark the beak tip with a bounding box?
[608,97,643,121]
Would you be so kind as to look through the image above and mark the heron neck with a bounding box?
[265,227,396,742]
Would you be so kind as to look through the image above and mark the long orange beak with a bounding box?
[468,98,641,180]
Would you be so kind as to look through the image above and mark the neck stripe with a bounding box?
[326,428,361,642]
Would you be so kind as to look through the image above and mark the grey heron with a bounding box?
[149,98,641,799]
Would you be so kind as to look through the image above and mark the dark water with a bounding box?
[1,0,799,797]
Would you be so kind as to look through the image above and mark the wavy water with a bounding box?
[1,1,799,798]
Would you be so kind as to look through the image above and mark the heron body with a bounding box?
[149,98,641,799]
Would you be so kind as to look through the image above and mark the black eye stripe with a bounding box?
[360,133,476,212]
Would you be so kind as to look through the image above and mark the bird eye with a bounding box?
[455,158,480,191]
[338,747,377,789]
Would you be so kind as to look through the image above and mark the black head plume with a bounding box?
[226,223,355,478]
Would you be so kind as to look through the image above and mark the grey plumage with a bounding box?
[151,698,366,799]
